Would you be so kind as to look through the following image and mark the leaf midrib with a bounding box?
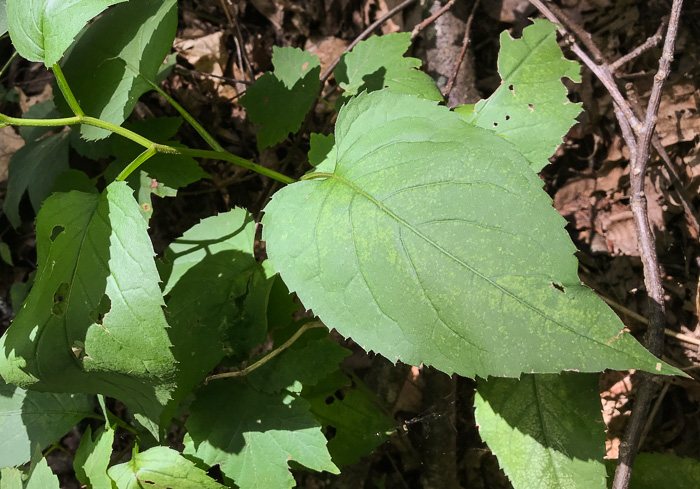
[318,171,618,352]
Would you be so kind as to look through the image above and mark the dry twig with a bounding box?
[611,19,668,72]
[443,0,480,100]
[527,1,686,489]
[410,0,457,41]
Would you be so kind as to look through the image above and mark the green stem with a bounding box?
[0,51,18,80]
[205,321,325,383]
[146,79,225,152]
[52,63,85,117]
[0,113,81,128]
[43,442,73,458]
[81,116,155,147]
[0,114,295,184]
[154,145,296,185]
[116,146,158,181]
[104,408,139,435]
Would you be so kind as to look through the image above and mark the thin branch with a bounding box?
[443,0,480,100]
[411,0,456,41]
[612,1,684,488]
[174,65,253,85]
[625,86,700,238]
[528,0,642,130]
[528,2,685,489]
[205,322,325,383]
[535,0,605,63]
[611,18,667,72]
[320,0,417,83]
[218,0,235,26]
[0,51,18,80]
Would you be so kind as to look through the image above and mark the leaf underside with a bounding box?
[263,89,680,378]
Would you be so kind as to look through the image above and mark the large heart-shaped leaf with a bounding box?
[0,182,176,434]
[6,0,126,67]
[262,90,679,378]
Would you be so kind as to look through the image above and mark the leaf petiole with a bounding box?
[52,63,85,117]
[116,146,158,181]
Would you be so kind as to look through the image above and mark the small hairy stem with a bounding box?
[0,112,81,128]
[116,146,158,181]
[205,321,325,383]
[81,116,156,148]
[52,64,85,117]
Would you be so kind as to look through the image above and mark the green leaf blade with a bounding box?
[159,209,270,423]
[184,382,338,489]
[6,0,127,67]
[465,19,582,172]
[0,380,94,469]
[334,32,442,101]
[475,373,608,489]
[108,446,225,489]
[0,0,7,37]
[240,46,321,150]
[73,425,115,489]
[3,132,70,228]
[25,447,60,489]
[302,371,394,467]
[263,90,680,378]
[0,182,177,434]
[55,0,177,140]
